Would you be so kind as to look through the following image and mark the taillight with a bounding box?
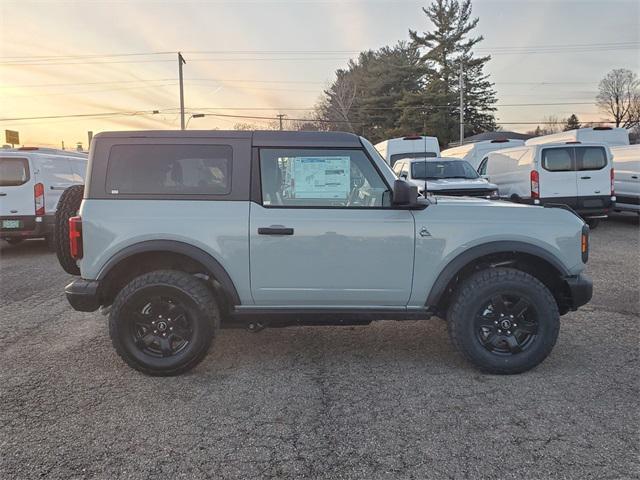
[34,182,45,216]
[69,216,83,259]
[581,224,589,263]
[610,168,615,196]
[530,170,540,200]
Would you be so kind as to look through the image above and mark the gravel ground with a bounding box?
[1,214,638,480]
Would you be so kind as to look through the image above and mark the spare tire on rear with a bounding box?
[55,185,84,275]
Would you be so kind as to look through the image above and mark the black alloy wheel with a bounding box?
[474,294,538,355]
[127,294,194,358]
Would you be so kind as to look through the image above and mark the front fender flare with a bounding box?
[425,241,571,307]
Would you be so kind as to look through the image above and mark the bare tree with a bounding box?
[316,71,359,132]
[596,68,640,128]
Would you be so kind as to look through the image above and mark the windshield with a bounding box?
[0,157,30,186]
[411,160,479,180]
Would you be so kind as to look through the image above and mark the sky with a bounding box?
[0,0,638,148]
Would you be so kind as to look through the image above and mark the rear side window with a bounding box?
[0,157,30,186]
[106,144,232,195]
[542,147,573,172]
[576,147,607,171]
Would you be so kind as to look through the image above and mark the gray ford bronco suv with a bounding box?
[59,131,592,376]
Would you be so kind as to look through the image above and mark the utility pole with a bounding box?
[178,52,186,130]
[459,61,464,145]
[277,114,286,131]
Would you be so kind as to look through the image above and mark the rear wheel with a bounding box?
[447,268,559,374]
[55,185,84,274]
[109,270,219,376]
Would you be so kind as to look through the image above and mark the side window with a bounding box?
[576,147,607,171]
[259,148,390,208]
[106,144,232,195]
[478,157,488,175]
[542,147,573,172]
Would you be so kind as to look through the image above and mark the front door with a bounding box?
[249,147,415,307]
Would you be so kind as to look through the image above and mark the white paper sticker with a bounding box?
[291,156,350,199]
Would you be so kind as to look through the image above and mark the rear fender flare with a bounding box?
[97,240,241,305]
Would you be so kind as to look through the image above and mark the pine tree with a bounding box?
[316,42,424,142]
[407,0,497,145]
[563,114,581,131]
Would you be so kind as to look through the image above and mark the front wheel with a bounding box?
[447,268,559,374]
[109,270,219,376]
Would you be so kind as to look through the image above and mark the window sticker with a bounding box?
[291,156,350,199]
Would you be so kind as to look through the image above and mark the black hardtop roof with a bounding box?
[93,130,363,148]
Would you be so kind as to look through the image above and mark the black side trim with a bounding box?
[425,241,571,307]
[97,240,241,305]
[228,307,431,327]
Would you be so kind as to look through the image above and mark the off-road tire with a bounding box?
[109,270,219,376]
[447,267,560,375]
[55,185,84,274]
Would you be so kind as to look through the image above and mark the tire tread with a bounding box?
[109,270,219,376]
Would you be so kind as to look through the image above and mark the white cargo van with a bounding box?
[441,138,525,170]
[525,127,629,147]
[611,145,639,214]
[479,142,614,224]
[375,136,440,167]
[0,148,86,245]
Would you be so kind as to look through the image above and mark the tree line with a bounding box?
[235,0,640,145]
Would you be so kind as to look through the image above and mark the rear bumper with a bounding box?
[65,278,101,312]
[538,195,613,218]
[564,273,593,310]
[0,214,54,238]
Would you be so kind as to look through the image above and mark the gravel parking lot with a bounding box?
[1,214,638,480]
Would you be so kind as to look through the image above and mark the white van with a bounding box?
[441,138,525,170]
[525,127,629,147]
[479,142,614,223]
[0,148,86,245]
[375,136,440,167]
[611,145,639,214]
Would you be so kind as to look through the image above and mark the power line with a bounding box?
[2,41,636,61]
[0,100,602,123]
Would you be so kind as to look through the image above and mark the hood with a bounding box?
[408,177,497,191]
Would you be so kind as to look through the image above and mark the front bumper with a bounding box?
[0,214,54,239]
[65,278,101,312]
[565,273,593,310]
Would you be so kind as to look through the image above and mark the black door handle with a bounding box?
[632,175,638,179]
[580,176,591,179]
[258,227,294,235]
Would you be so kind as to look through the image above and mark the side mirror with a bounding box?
[392,179,418,207]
